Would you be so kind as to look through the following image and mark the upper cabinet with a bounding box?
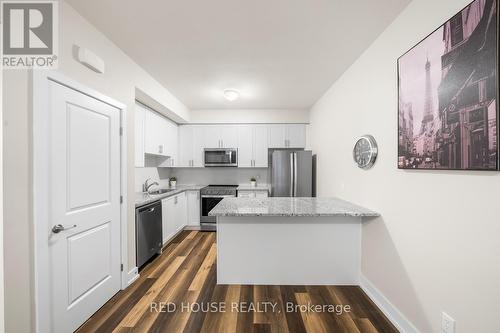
[268,124,306,148]
[203,125,238,148]
[144,109,167,156]
[253,125,270,167]
[178,125,204,167]
[238,124,269,168]
[136,103,178,167]
[137,120,306,169]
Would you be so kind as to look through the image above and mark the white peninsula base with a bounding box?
[216,215,362,285]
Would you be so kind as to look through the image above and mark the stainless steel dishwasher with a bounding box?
[136,201,162,269]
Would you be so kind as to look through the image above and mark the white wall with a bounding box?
[309,0,500,332]
[2,1,190,332]
[189,109,309,124]
[0,41,5,333]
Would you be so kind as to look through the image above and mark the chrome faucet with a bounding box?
[142,178,159,193]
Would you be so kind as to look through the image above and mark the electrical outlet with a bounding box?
[441,312,455,333]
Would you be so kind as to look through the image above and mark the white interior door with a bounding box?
[49,81,121,333]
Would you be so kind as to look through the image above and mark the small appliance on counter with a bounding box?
[135,201,162,269]
[200,184,238,230]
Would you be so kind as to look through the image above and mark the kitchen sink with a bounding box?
[149,189,174,195]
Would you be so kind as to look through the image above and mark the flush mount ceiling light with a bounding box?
[223,89,240,101]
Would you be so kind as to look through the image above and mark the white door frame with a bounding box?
[32,70,129,333]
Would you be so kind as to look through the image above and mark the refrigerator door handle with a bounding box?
[290,153,294,196]
[293,152,298,196]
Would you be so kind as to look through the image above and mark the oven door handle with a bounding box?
[201,195,235,198]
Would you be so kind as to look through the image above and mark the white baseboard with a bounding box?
[125,267,139,287]
[360,275,419,333]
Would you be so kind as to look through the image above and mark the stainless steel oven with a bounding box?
[204,148,238,167]
[200,185,238,230]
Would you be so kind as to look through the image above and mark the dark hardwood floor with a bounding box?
[77,231,398,333]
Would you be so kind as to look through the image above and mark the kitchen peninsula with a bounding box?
[210,197,379,285]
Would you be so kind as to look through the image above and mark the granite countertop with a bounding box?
[135,184,205,207]
[209,197,379,217]
[237,184,270,191]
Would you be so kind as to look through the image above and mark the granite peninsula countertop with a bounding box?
[209,197,379,217]
[135,184,205,208]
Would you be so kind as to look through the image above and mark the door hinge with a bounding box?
[119,127,123,136]
[120,196,123,204]
[121,263,124,271]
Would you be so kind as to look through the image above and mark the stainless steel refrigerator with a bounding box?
[270,150,313,197]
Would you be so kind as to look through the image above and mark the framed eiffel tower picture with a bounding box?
[397,0,498,170]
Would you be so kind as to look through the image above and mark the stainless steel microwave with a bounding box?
[204,148,238,167]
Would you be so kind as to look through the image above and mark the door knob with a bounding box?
[52,224,77,234]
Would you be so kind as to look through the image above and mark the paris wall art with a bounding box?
[398,0,498,170]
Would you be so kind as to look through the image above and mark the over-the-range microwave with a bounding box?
[204,148,238,167]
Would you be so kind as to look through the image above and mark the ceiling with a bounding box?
[66,0,410,110]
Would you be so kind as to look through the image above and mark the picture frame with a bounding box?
[397,0,499,170]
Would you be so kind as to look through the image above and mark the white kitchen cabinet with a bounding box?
[143,107,179,159]
[253,125,269,167]
[237,125,269,168]
[238,190,269,198]
[268,124,286,148]
[165,119,178,164]
[161,192,188,244]
[237,125,254,167]
[286,124,306,148]
[187,190,200,226]
[177,125,205,167]
[135,103,145,167]
[203,125,221,148]
[192,126,205,167]
[161,196,177,244]
[203,125,238,148]
[144,109,167,156]
[268,124,306,148]
[174,192,187,232]
[221,126,238,148]
[178,126,194,167]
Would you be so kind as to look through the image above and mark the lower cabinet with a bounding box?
[187,190,200,226]
[161,190,200,245]
[161,192,188,245]
[238,190,269,198]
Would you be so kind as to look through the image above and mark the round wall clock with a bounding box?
[353,135,378,169]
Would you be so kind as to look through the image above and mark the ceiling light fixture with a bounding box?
[223,89,240,101]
